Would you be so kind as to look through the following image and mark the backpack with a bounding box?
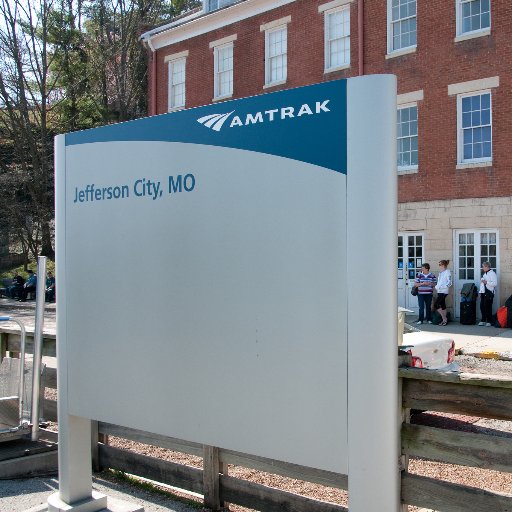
[431,311,442,325]
[460,283,478,302]
[496,306,508,328]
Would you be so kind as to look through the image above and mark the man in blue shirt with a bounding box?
[19,270,37,302]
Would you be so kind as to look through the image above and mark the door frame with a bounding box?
[453,229,500,318]
[398,231,425,315]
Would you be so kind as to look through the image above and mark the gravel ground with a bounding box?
[0,473,200,512]
[456,353,512,376]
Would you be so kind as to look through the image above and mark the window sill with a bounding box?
[324,63,350,74]
[385,46,417,59]
[263,80,287,90]
[454,28,491,43]
[456,161,492,170]
[212,94,233,102]
[168,106,185,112]
[398,167,419,175]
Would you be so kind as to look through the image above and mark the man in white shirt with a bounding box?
[479,261,497,326]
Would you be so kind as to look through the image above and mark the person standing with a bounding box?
[414,263,437,324]
[434,260,452,326]
[479,261,497,326]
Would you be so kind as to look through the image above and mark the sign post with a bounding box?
[52,75,397,511]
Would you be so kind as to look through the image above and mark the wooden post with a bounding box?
[399,377,410,512]
[91,420,101,472]
[203,445,228,511]
[0,332,7,361]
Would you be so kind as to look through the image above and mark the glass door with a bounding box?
[455,230,499,317]
[398,232,424,315]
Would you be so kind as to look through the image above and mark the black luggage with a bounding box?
[460,283,478,301]
[460,300,477,325]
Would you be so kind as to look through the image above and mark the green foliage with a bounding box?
[0,259,56,281]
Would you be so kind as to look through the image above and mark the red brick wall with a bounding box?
[148,0,512,203]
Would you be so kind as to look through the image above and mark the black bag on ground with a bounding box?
[505,295,512,328]
[460,301,477,325]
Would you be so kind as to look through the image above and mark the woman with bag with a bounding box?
[479,261,497,326]
[434,260,452,326]
[413,263,437,324]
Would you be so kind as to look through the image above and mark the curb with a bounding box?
[459,349,512,361]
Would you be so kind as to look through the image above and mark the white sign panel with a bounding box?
[56,75,397,485]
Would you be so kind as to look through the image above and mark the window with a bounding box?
[388,0,417,53]
[214,43,233,99]
[206,0,238,12]
[265,25,287,86]
[324,6,350,71]
[397,104,418,170]
[168,57,186,110]
[457,0,490,36]
[458,91,492,164]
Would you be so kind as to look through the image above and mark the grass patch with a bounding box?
[0,260,56,280]
[104,469,204,509]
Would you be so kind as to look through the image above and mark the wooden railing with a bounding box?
[2,327,512,511]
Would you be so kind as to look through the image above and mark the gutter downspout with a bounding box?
[358,0,364,75]
[147,38,157,116]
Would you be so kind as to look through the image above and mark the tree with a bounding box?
[0,0,197,261]
[0,0,57,259]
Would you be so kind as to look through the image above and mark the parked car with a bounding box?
[398,308,457,371]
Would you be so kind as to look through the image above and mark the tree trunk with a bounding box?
[40,221,54,259]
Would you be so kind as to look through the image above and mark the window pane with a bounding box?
[391,0,416,50]
[461,0,491,34]
[267,27,287,83]
[397,105,418,169]
[215,44,233,97]
[461,92,492,162]
[325,8,350,69]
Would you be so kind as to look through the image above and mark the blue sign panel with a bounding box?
[66,80,348,174]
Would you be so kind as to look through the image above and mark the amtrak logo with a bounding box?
[196,100,331,132]
[197,111,235,132]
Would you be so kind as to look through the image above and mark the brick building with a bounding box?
[141,0,511,318]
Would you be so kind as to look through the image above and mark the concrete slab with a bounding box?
[26,493,144,512]
[406,314,512,360]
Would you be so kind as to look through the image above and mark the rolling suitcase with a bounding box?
[460,300,476,325]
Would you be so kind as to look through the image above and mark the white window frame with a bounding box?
[457,89,492,167]
[455,0,491,41]
[397,102,419,174]
[387,0,417,58]
[396,89,423,175]
[323,5,350,73]
[262,22,288,88]
[213,42,234,101]
[167,56,186,111]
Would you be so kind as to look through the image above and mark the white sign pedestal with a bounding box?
[52,75,398,511]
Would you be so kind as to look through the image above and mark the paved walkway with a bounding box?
[0,297,56,335]
[0,474,198,512]
[1,299,511,360]
[406,314,512,360]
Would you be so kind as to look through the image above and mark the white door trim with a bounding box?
[453,229,500,318]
